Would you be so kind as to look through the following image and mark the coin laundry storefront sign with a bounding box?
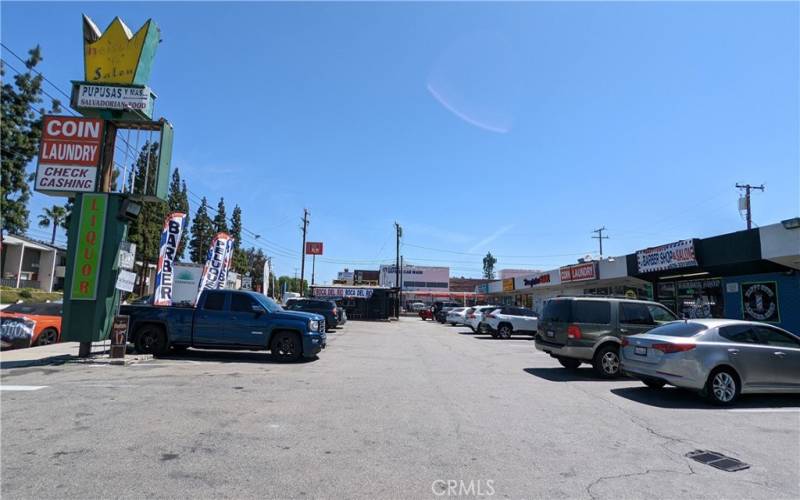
[35,116,104,196]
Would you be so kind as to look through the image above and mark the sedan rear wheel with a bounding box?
[706,369,740,406]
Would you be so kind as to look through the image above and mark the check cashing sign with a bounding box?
[70,194,108,300]
[35,115,104,197]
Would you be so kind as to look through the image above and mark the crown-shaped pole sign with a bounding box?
[83,14,159,86]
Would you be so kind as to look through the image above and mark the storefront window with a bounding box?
[670,279,724,319]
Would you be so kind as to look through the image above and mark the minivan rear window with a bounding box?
[647,321,708,337]
[572,301,611,324]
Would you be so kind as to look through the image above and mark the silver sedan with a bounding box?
[621,319,800,405]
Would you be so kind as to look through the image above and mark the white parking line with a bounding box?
[728,408,800,413]
[0,385,48,391]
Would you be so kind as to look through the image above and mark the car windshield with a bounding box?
[252,294,283,313]
[645,321,708,337]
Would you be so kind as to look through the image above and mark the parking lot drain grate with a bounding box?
[685,450,750,472]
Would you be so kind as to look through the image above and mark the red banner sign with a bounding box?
[35,115,104,195]
[305,242,324,255]
[560,262,598,282]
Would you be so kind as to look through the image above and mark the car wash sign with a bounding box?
[637,239,698,274]
[35,116,104,196]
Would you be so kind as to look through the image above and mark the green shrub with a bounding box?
[18,289,33,299]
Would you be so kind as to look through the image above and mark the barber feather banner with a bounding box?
[195,232,235,304]
[153,212,187,306]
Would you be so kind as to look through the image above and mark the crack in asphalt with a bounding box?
[585,467,696,500]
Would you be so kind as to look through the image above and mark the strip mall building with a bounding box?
[477,220,800,335]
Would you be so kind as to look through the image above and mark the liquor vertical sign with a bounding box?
[71,193,108,300]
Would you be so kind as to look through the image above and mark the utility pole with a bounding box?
[400,255,404,311]
[736,183,765,230]
[592,227,609,259]
[311,254,316,286]
[394,222,402,317]
[299,208,309,296]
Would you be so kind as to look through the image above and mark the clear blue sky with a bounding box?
[3,2,798,281]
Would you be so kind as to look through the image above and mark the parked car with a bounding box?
[535,297,678,378]
[285,299,339,331]
[622,319,800,405]
[445,307,469,326]
[467,305,503,333]
[409,302,426,312]
[419,308,434,321]
[484,306,538,338]
[433,302,461,323]
[332,299,348,326]
[0,302,63,349]
[120,290,326,362]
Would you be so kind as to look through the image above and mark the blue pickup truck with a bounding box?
[120,290,326,362]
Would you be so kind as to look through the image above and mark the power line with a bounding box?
[0,43,73,102]
[0,58,75,116]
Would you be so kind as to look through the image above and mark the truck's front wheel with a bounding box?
[135,325,168,357]
[270,331,302,363]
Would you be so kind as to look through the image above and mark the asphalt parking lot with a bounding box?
[2,317,798,499]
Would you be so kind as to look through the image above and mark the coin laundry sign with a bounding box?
[35,116,104,196]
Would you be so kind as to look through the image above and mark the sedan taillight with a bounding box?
[652,342,696,354]
[621,337,629,347]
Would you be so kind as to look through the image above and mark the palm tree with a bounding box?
[37,205,68,245]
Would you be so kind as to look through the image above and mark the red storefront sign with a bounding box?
[305,242,324,255]
[560,262,597,282]
[35,115,104,195]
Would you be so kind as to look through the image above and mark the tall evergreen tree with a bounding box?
[180,181,189,214]
[1,46,61,240]
[167,168,190,260]
[230,205,242,249]
[167,168,182,211]
[213,197,229,234]
[126,142,168,294]
[189,197,214,263]
[482,252,497,280]
[230,205,248,273]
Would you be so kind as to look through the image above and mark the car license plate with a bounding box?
[634,346,647,356]
[546,330,555,338]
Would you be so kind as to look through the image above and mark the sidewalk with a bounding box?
[0,342,109,369]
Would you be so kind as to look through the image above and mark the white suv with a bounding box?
[485,306,539,339]
[445,307,468,326]
[467,305,503,333]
